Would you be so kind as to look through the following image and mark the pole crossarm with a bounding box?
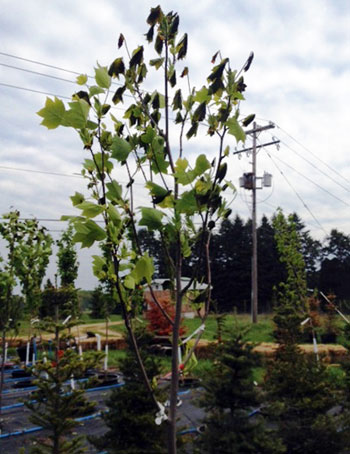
[233,140,280,155]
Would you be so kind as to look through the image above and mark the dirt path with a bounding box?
[8,321,125,345]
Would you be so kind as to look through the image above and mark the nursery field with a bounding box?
[7,312,348,345]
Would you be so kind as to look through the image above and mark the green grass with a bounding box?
[182,313,275,343]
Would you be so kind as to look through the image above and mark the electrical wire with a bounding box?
[0,165,83,178]
[0,82,71,99]
[277,137,350,194]
[271,153,350,207]
[264,149,328,235]
[0,62,77,84]
[275,122,350,187]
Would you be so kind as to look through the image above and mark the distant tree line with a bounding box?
[138,213,350,313]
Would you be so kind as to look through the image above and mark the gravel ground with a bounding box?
[0,367,203,454]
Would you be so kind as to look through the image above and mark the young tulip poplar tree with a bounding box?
[37,6,254,452]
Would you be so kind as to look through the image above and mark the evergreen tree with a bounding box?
[265,209,341,454]
[195,330,284,454]
[211,216,251,312]
[25,310,102,454]
[90,326,168,454]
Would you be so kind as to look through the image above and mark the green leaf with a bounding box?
[146,181,168,198]
[226,117,246,143]
[89,85,105,96]
[92,255,106,280]
[76,74,88,85]
[111,136,132,161]
[106,180,123,202]
[194,154,211,176]
[95,65,111,89]
[70,192,85,206]
[75,201,105,218]
[194,86,211,103]
[124,274,135,290]
[64,99,90,129]
[37,97,66,129]
[176,190,198,215]
[141,126,156,144]
[131,253,154,284]
[107,204,122,226]
[175,158,189,172]
[149,57,164,69]
[73,220,106,248]
[139,207,164,231]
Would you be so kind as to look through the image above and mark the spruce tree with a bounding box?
[195,331,284,454]
[265,209,342,454]
[90,326,168,454]
[25,310,102,454]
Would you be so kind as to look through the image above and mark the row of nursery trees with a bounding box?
[1,5,345,453]
[137,213,350,314]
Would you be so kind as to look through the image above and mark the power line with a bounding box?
[0,62,77,85]
[271,152,350,207]
[0,82,71,99]
[264,149,328,235]
[0,51,89,77]
[278,138,350,194]
[275,123,350,187]
[0,165,83,178]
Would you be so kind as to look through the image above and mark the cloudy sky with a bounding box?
[1,0,350,289]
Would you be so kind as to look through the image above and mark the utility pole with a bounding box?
[235,122,279,323]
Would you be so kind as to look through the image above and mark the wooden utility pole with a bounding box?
[235,122,279,323]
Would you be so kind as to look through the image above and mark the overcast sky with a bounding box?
[1,0,350,289]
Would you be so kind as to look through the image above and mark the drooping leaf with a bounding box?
[150,57,164,70]
[211,51,219,64]
[37,97,66,129]
[186,122,199,139]
[172,89,182,110]
[74,90,91,105]
[176,33,188,60]
[192,102,206,122]
[108,58,125,78]
[118,33,125,49]
[207,58,228,82]
[154,34,163,55]
[243,51,254,72]
[147,5,163,25]
[129,46,144,68]
[112,86,126,105]
[242,114,255,127]
[145,24,155,43]
[94,65,111,89]
[180,67,189,78]
[111,136,132,161]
